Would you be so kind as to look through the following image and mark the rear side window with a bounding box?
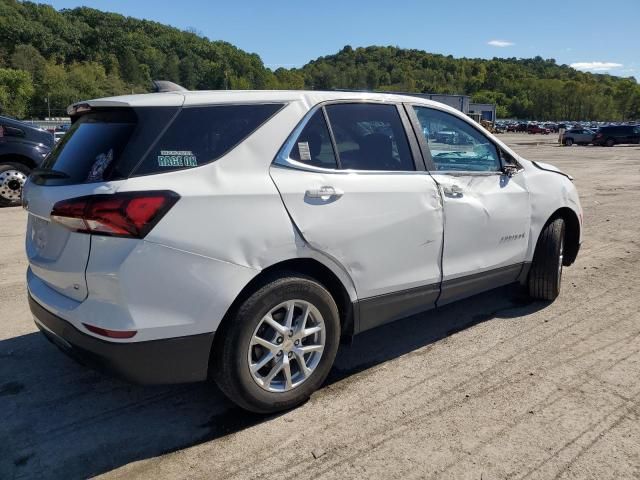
[324,103,415,171]
[289,110,338,169]
[134,104,284,176]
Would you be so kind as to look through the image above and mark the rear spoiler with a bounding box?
[67,80,187,118]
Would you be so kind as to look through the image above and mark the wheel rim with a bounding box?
[557,237,564,289]
[0,169,27,202]
[248,300,326,393]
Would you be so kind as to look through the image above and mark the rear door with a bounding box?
[270,102,443,329]
[408,104,530,304]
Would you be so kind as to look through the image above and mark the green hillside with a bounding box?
[0,0,638,121]
[300,46,640,121]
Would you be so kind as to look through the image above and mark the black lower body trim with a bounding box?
[437,263,525,306]
[29,294,214,384]
[356,283,439,333]
[354,263,530,334]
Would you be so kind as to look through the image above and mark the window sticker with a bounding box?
[157,150,198,167]
[86,148,113,182]
[297,142,311,161]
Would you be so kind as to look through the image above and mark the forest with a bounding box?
[1,0,639,121]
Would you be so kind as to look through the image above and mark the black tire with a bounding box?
[564,138,573,146]
[0,162,30,207]
[605,138,615,147]
[528,218,565,301]
[212,274,341,413]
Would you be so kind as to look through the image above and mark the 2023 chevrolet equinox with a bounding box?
[24,91,582,413]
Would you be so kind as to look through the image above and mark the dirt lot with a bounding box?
[1,133,639,479]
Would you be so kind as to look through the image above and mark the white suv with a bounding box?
[24,91,582,413]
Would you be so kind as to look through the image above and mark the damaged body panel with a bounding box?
[269,166,444,299]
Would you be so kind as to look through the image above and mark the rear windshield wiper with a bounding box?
[30,168,70,179]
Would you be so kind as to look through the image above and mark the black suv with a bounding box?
[0,116,54,206]
[592,125,640,147]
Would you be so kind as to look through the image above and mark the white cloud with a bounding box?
[570,61,623,72]
[487,40,514,47]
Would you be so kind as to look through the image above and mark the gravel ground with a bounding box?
[1,133,639,479]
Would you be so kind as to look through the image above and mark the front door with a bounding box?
[409,104,530,304]
[270,103,444,329]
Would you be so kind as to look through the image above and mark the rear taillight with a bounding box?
[51,191,179,238]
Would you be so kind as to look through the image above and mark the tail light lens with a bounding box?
[51,191,179,238]
[83,323,137,339]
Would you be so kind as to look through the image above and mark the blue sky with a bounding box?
[40,0,638,79]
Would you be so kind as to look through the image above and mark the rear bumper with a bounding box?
[29,294,214,384]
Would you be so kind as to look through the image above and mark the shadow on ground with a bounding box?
[0,285,546,479]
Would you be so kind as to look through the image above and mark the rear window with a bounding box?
[133,104,284,176]
[38,103,283,185]
[38,108,177,185]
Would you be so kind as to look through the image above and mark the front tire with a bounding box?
[213,274,340,413]
[528,218,565,301]
[0,162,30,207]
[564,138,573,146]
[605,138,615,147]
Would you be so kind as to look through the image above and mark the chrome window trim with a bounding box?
[273,99,422,175]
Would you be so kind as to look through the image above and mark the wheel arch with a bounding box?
[0,154,37,169]
[542,207,581,266]
[213,257,357,358]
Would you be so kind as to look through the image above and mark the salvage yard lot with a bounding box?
[1,133,639,479]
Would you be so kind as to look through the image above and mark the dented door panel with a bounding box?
[270,166,444,299]
[431,172,530,281]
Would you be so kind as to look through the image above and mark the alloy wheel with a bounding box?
[0,169,27,203]
[248,299,325,393]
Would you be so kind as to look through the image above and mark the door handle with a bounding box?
[441,184,464,197]
[305,186,343,199]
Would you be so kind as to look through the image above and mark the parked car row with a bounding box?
[495,119,640,147]
[563,125,640,147]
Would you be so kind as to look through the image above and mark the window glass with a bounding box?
[289,110,337,169]
[135,104,283,176]
[39,110,138,184]
[325,103,414,171]
[412,106,500,172]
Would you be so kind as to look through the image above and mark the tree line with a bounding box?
[1,0,638,121]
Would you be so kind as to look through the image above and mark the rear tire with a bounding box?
[564,138,573,146]
[605,138,615,147]
[0,162,30,207]
[212,274,340,413]
[528,218,565,301]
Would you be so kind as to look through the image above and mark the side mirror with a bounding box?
[502,164,519,177]
[500,149,521,177]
